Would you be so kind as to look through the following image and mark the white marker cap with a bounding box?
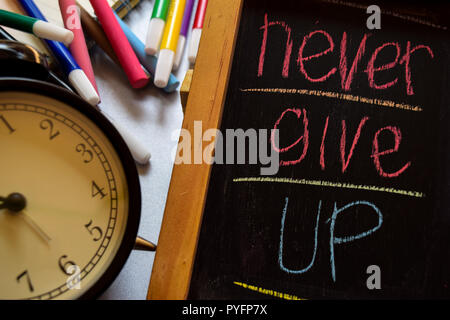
[173,35,186,71]
[33,20,74,46]
[68,69,100,106]
[154,48,174,88]
[102,112,151,164]
[188,28,202,65]
[145,18,165,56]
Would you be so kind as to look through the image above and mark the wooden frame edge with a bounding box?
[147,0,244,300]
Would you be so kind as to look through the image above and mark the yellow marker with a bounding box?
[154,0,186,88]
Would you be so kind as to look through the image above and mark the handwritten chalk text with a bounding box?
[270,107,412,178]
[258,13,434,96]
[279,197,383,282]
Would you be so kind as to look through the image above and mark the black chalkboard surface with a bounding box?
[188,0,450,299]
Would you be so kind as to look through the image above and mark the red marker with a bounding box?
[187,0,208,64]
[59,0,98,94]
[89,0,148,88]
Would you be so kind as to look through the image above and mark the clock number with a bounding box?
[58,255,77,276]
[0,114,15,134]
[40,119,60,140]
[91,181,107,199]
[66,265,81,290]
[84,220,103,242]
[16,270,34,292]
[76,143,94,163]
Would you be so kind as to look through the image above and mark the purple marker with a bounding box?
[173,0,195,70]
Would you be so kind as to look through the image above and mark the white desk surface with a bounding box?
[96,0,192,300]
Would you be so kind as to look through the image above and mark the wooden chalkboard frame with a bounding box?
[148,0,244,300]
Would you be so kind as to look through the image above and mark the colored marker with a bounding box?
[59,0,98,95]
[0,9,74,45]
[154,0,186,88]
[114,12,180,93]
[173,0,195,70]
[89,0,149,89]
[78,8,153,83]
[145,0,170,56]
[18,0,99,106]
[77,3,121,67]
[188,0,208,64]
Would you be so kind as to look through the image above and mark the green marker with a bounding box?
[145,0,171,55]
[0,9,73,45]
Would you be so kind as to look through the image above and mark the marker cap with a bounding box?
[188,28,202,64]
[173,35,185,71]
[154,48,174,88]
[33,20,74,46]
[68,69,100,106]
[145,18,165,56]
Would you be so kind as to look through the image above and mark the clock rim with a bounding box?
[0,77,142,300]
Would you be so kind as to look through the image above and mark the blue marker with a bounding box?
[114,12,180,93]
[18,0,99,106]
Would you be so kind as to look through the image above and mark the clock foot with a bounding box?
[134,236,156,251]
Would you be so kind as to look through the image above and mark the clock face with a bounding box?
[0,85,139,300]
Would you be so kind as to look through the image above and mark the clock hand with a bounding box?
[20,210,52,243]
[0,193,52,243]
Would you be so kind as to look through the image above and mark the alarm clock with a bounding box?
[0,77,141,300]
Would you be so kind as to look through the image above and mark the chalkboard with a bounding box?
[187,0,450,299]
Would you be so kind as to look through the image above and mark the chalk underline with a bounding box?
[240,88,423,112]
[233,281,306,300]
[232,176,425,198]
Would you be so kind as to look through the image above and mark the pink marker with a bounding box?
[59,0,98,95]
[89,0,148,88]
